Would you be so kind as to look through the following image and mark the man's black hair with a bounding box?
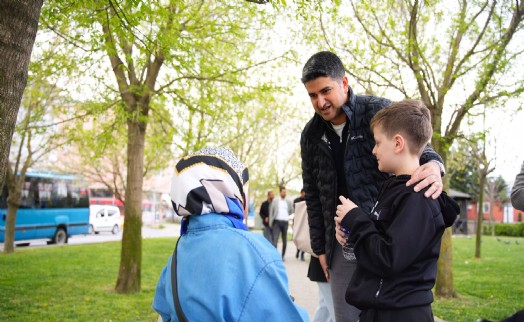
[301,51,346,84]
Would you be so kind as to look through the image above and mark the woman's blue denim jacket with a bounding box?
[153,213,309,322]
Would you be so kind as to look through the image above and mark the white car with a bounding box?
[89,205,122,235]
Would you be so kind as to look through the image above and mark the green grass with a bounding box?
[0,235,522,322]
[0,238,176,322]
[433,236,524,322]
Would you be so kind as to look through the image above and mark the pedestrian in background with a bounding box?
[270,186,294,260]
[259,190,274,242]
[294,188,306,261]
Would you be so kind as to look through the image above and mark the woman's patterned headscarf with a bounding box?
[170,147,249,234]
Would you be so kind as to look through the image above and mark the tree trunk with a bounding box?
[0,0,43,189]
[4,193,21,252]
[489,203,495,237]
[435,228,456,297]
[3,168,21,254]
[435,205,456,297]
[434,150,457,297]
[115,118,145,293]
[475,175,487,258]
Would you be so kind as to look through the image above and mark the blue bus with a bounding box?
[0,171,90,245]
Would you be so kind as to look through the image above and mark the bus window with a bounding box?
[0,171,90,245]
[39,179,52,208]
[70,185,89,208]
[20,178,40,208]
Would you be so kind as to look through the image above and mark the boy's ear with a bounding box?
[394,134,405,153]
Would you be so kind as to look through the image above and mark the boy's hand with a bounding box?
[406,162,443,199]
[335,217,348,246]
[334,220,347,246]
[336,195,357,219]
[335,196,357,246]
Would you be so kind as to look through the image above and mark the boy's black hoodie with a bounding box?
[340,175,459,310]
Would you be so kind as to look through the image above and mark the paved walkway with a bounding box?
[280,241,318,318]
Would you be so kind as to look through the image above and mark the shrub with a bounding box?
[494,222,524,237]
[482,223,495,235]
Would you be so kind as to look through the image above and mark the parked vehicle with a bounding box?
[89,205,122,235]
[88,187,124,212]
[0,171,90,245]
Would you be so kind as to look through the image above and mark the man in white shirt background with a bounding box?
[270,186,294,260]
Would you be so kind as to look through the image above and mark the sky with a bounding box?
[481,107,523,186]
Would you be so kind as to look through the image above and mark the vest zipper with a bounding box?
[319,124,340,267]
[375,278,383,298]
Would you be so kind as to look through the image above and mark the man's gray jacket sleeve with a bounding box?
[511,161,524,211]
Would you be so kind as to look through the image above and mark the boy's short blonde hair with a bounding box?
[370,99,433,156]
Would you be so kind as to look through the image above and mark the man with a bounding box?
[293,188,305,204]
[152,147,308,322]
[300,51,445,322]
[259,190,274,242]
[511,160,524,211]
[270,186,294,259]
[294,189,306,261]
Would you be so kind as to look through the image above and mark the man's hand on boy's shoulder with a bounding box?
[406,162,443,199]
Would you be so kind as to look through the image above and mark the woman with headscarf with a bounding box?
[152,147,309,322]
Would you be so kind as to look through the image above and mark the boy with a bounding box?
[334,100,458,322]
